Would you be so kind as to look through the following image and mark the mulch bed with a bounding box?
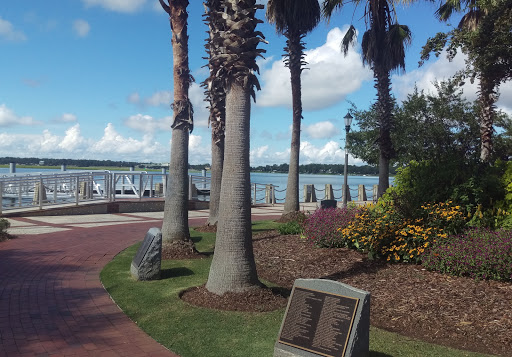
[181,284,288,312]
[183,229,512,357]
[162,239,205,260]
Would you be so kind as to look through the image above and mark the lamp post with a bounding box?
[343,112,353,208]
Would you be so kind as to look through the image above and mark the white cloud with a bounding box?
[251,145,269,159]
[58,113,78,123]
[145,90,172,107]
[82,0,147,13]
[91,123,160,156]
[127,92,140,104]
[133,84,208,128]
[58,124,87,151]
[0,123,171,162]
[300,140,363,165]
[249,140,363,166]
[0,104,38,127]
[0,17,27,42]
[258,27,372,110]
[303,121,340,139]
[188,134,211,163]
[73,19,90,37]
[189,83,209,128]
[124,113,171,134]
[497,81,512,115]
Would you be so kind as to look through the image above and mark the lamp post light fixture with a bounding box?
[343,112,353,208]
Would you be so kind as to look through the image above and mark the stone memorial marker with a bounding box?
[130,227,162,281]
[274,279,370,357]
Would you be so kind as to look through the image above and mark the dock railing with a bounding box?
[1,171,379,213]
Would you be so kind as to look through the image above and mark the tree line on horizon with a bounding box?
[0,157,387,176]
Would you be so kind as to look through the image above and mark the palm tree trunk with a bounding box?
[284,32,303,213]
[163,128,190,242]
[479,76,496,163]
[161,0,192,243]
[206,83,261,295]
[207,133,224,226]
[374,64,393,198]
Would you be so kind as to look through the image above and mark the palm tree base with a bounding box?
[162,239,202,260]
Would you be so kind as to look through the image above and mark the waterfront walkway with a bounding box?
[0,203,316,357]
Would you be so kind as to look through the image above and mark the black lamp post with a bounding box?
[343,112,353,208]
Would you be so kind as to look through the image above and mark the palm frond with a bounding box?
[360,30,375,67]
[458,8,482,30]
[267,0,320,35]
[322,0,344,20]
[435,0,462,21]
[385,23,412,73]
[342,25,357,55]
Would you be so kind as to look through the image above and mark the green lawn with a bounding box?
[100,221,493,357]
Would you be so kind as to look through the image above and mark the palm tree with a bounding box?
[205,0,267,295]
[158,0,195,247]
[203,0,226,227]
[323,0,411,198]
[266,0,321,214]
[430,0,512,163]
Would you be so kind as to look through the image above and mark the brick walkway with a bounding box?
[0,204,300,357]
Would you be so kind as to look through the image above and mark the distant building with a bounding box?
[39,160,45,166]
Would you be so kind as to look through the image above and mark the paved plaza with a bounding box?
[0,203,318,356]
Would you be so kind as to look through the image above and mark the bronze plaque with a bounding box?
[278,286,359,357]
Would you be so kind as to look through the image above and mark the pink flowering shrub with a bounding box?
[422,228,512,281]
[303,206,361,248]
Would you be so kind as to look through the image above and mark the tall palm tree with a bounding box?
[203,0,226,227]
[431,0,512,163]
[266,0,321,214]
[205,0,267,295]
[158,0,195,247]
[323,0,411,198]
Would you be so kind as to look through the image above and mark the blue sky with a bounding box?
[1,0,511,166]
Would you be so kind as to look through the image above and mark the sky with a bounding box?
[1,0,511,167]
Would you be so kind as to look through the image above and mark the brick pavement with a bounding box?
[0,204,302,357]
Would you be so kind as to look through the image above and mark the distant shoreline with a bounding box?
[0,165,384,177]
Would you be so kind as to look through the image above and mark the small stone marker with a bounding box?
[130,228,162,281]
[274,279,370,357]
[320,200,337,209]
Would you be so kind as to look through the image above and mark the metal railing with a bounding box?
[0,170,379,213]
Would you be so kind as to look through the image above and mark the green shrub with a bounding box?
[0,218,11,242]
[393,159,504,213]
[277,221,302,235]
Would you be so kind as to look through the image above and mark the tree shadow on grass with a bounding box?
[161,267,194,279]
[370,351,393,357]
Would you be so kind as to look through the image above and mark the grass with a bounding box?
[100,220,493,357]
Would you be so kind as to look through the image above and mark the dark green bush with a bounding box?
[392,159,505,226]
[0,218,11,242]
[277,221,303,235]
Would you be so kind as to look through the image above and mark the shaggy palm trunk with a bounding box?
[162,0,191,243]
[284,32,303,213]
[206,83,261,295]
[374,64,393,198]
[207,133,224,226]
[479,76,496,163]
